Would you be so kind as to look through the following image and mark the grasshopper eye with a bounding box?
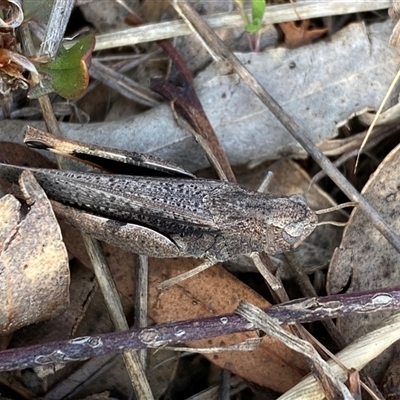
[282,221,305,244]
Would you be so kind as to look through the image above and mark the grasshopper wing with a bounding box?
[0,164,220,228]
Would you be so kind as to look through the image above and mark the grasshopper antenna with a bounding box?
[315,202,358,227]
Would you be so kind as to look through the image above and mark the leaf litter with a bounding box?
[1,2,400,400]
[0,21,399,172]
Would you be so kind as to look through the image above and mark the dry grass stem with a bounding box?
[90,59,160,107]
[38,0,75,58]
[280,313,400,400]
[236,301,350,399]
[81,234,154,399]
[136,254,149,367]
[94,1,391,50]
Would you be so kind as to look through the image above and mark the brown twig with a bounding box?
[125,12,236,182]
[0,286,399,372]
[151,78,236,182]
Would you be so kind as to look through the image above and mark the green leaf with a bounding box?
[29,35,95,100]
[246,20,262,33]
[251,0,265,28]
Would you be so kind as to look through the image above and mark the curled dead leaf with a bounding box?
[0,0,23,29]
[0,48,37,96]
[278,19,328,49]
[0,170,69,334]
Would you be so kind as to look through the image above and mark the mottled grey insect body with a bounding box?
[0,164,318,260]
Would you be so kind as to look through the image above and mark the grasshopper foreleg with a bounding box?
[156,258,217,291]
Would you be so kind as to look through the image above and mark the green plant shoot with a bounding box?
[234,0,266,34]
[246,0,266,33]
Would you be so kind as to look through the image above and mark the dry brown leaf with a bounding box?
[347,369,361,400]
[327,142,400,380]
[0,170,70,334]
[278,19,328,49]
[10,266,96,348]
[0,141,56,169]
[148,258,309,392]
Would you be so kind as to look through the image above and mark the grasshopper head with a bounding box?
[262,194,318,255]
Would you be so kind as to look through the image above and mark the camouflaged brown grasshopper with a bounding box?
[0,127,318,263]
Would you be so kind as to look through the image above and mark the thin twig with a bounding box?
[1,287,400,372]
[81,235,127,327]
[219,369,231,400]
[284,252,346,349]
[157,259,216,291]
[90,59,160,107]
[38,0,75,58]
[250,252,289,302]
[302,330,385,400]
[136,255,149,367]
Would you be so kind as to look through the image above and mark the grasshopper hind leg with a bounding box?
[52,201,181,258]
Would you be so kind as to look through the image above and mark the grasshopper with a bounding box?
[0,166,317,260]
[0,129,318,261]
